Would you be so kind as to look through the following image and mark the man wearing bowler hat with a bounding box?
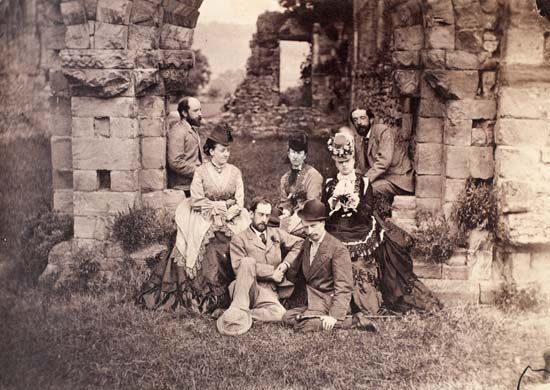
[282,199,355,332]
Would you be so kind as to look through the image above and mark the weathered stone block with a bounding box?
[139,169,166,191]
[60,49,135,69]
[131,0,161,26]
[110,118,139,138]
[163,0,200,28]
[160,24,194,49]
[415,197,442,214]
[392,195,416,211]
[442,264,471,280]
[53,189,74,214]
[111,170,139,191]
[72,96,137,118]
[469,146,494,179]
[445,145,470,179]
[65,24,90,49]
[500,65,550,87]
[60,1,87,25]
[416,175,442,198]
[94,22,128,50]
[499,87,550,119]
[160,50,194,69]
[82,0,98,19]
[134,69,164,96]
[138,96,165,118]
[426,26,455,49]
[96,0,132,24]
[417,117,443,143]
[508,251,533,282]
[52,170,74,190]
[424,70,479,100]
[444,118,472,146]
[140,118,165,137]
[506,27,544,65]
[73,138,140,170]
[446,249,468,266]
[73,191,140,216]
[425,0,454,25]
[443,178,466,202]
[64,69,132,97]
[416,143,443,174]
[456,29,483,53]
[161,69,190,93]
[141,191,163,209]
[442,201,456,222]
[74,216,96,239]
[72,117,94,137]
[454,4,482,30]
[135,50,162,68]
[503,212,550,246]
[394,70,420,96]
[392,51,420,68]
[43,26,67,50]
[141,137,166,168]
[421,279,479,304]
[447,99,496,123]
[413,260,442,279]
[128,25,160,50]
[445,50,480,69]
[421,50,445,69]
[394,25,424,50]
[530,252,550,287]
[93,117,110,137]
[74,170,99,191]
[50,70,70,96]
[471,122,494,147]
[480,71,496,98]
[497,179,534,213]
[495,146,540,179]
[51,136,72,171]
[419,98,445,117]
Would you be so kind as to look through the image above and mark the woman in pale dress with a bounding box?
[137,123,250,315]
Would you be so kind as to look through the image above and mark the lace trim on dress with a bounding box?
[342,216,384,259]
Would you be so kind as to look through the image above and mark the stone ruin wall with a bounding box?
[223,11,352,139]
[352,0,550,300]
[33,0,204,253]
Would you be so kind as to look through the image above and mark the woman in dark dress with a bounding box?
[136,124,251,315]
[322,130,442,314]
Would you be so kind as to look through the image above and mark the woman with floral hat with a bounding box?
[322,127,442,314]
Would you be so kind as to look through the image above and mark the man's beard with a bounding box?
[356,123,370,137]
[186,116,202,127]
[253,222,267,232]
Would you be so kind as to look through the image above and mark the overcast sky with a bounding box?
[198,0,283,25]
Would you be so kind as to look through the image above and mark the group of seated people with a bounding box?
[136,101,442,336]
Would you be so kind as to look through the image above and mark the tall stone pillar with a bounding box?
[49,0,203,248]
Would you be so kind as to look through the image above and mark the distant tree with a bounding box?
[184,49,211,96]
[278,0,352,31]
[207,86,221,99]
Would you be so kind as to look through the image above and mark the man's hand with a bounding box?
[320,315,337,331]
[275,262,289,275]
[271,269,284,283]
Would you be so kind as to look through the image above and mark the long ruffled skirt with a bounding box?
[135,229,234,315]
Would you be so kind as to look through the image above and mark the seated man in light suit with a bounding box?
[217,197,304,336]
[283,199,377,332]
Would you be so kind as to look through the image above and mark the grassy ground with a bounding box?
[1,285,549,390]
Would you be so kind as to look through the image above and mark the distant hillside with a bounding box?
[193,22,256,80]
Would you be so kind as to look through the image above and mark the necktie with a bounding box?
[310,241,319,265]
[260,232,267,245]
[288,168,300,186]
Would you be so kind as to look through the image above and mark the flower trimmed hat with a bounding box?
[327,132,354,161]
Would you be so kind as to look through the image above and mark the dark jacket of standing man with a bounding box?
[167,97,204,196]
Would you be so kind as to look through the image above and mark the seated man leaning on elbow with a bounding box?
[350,108,414,201]
[216,197,304,336]
[283,200,376,332]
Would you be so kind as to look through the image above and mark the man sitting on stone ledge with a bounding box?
[350,108,414,201]
[167,96,204,198]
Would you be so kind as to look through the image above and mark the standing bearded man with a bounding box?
[167,97,204,197]
[350,108,414,201]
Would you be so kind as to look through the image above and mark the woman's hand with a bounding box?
[225,204,241,222]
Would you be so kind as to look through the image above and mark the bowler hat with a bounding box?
[288,133,308,153]
[216,307,252,336]
[208,123,233,146]
[297,199,327,221]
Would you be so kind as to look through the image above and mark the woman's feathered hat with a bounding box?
[327,131,354,161]
[208,123,233,146]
